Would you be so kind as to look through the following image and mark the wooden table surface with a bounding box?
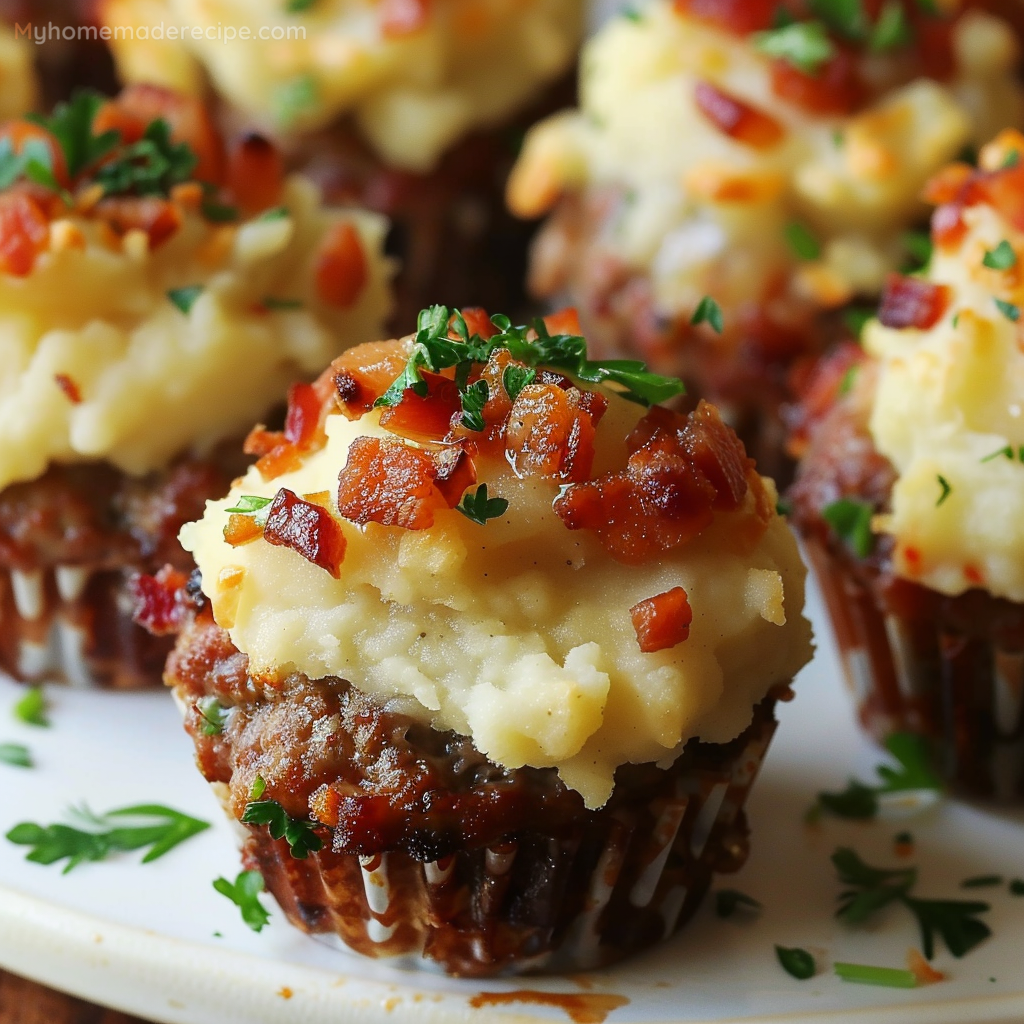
[0,971,151,1024]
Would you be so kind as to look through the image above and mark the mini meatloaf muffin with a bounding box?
[0,83,392,689]
[162,305,812,975]
[789,129,1024,802]
[508,0,1024,471]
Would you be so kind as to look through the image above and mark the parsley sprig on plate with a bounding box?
[374,305,686,413]
[6,803,210,873]
[213,870,271,932]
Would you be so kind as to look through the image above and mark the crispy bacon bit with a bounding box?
[433,445,478,506]
[94,84,225,185]
[379,371,461,442]
[283,381,323,447]
[922,162,973,206]
[770,50,865,116]
[309,783,342,828]
[245,379,334,481]
[505,383,600,482]
[336,436,446,530]
[0,120,69,185]
[129,565,190,636]
[630,587,693,653]
[964,564,984,587]
[931,203,966,251]
[263,488,346,577]
[555,401,760,565]
[329,339,410,418]
[0,192,50,276]
[878,274,951,331]
[223,513,264,547]
[673,0,776,33]
[975,165,1024,233]
[94,196,183,248]
[227,133,284,216]
[694,82,784,149]
[460,307,498,340]
[53,373,81,404]
[315,222,368,309]
[542,307,583,337]
[380,0,431,37]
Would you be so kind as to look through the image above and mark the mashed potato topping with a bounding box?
[509,0,1023,327]
[867,131,1024,601]
[181,314,812,807]
[100,0,584,172]
[0,87,392,491]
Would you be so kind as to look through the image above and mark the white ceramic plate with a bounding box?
[2,575,1024,1024]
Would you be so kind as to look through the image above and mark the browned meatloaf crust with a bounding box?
[0,450,242,689]
[789,365,1024,799]
[166,604,781,975]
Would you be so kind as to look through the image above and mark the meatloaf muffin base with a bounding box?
[167,606,786,976]
[804,537,1024,803]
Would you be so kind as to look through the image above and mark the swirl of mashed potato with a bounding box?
[0,86,393,491]
[867,130,1024,602]
[181,312,812,808]
[509,0,1024,333]
[98,0,584,172]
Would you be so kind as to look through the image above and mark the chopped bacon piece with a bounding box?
[0,120,69,186]
[380,0,431,37]
[223,513,264,547]
[459,307,498,340]
[542,307,583,337]
[556,401,759,564]
[94,84,225,185]
[631,587,694,653]
[770,50,866,116]
[975,165,1024,232]
[673,0,776,33]
[922,162,973,206]
[129,565,189,636]
[505,383,600,482]
[94,196,182,248]
[878,274,951,330]
[53,374,82,404]
[694,82,784,149]
[379,371,461,442]
[263,488,346,577]
[931,203,966,251]
[284,381,324,448]
[329,339,411,417]
[315,222,368,309]
[0,192,49,276]
[433,445,478,506]
[245,379,335,481]
[227,133,284,216]
[337,436,447,530]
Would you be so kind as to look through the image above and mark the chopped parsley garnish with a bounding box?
[0,743,32,768]
[13,686,49,728]
[981,445,1016,463]
[843,305,874,338]
[622,6,643,20]
[225,494,273,515]
[94,118,197,197]
[813,732,941,821]
[502,364,536,404]
[785,221,821,261]
[274,75,319,127]
[167,285,204,315]
[201,200,239,223]
[936,474,952,506]
[995,298,1021,322]
[869,1,913,50]
[776,945,816,980]
[753,21,834,75]
[374,305,685,413]
[196,697,228,737]
[821,497,875,559]
[834,962,917,988]
[250,775,267,801]
[962,875,1003,889]
[241,798,323,859]
[832,847,992,958]
[259,206,290,220]
[901,230,933,273]
[895,831,914,847]
[837,365,859,396]
[691,295,724,334]
[26,90,119,178]
[983,240,1017,271]
[715,890,762,918]
[457,484,509,526]
[809,0,869,39]
[458,379,490,433]
[1003,150,1021,170]
[776,498,792,516]
[6,803,209,872]
[213,870,271,932]
[285,0,317,11]
[0,136,66,198]
[262,297,303,311]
